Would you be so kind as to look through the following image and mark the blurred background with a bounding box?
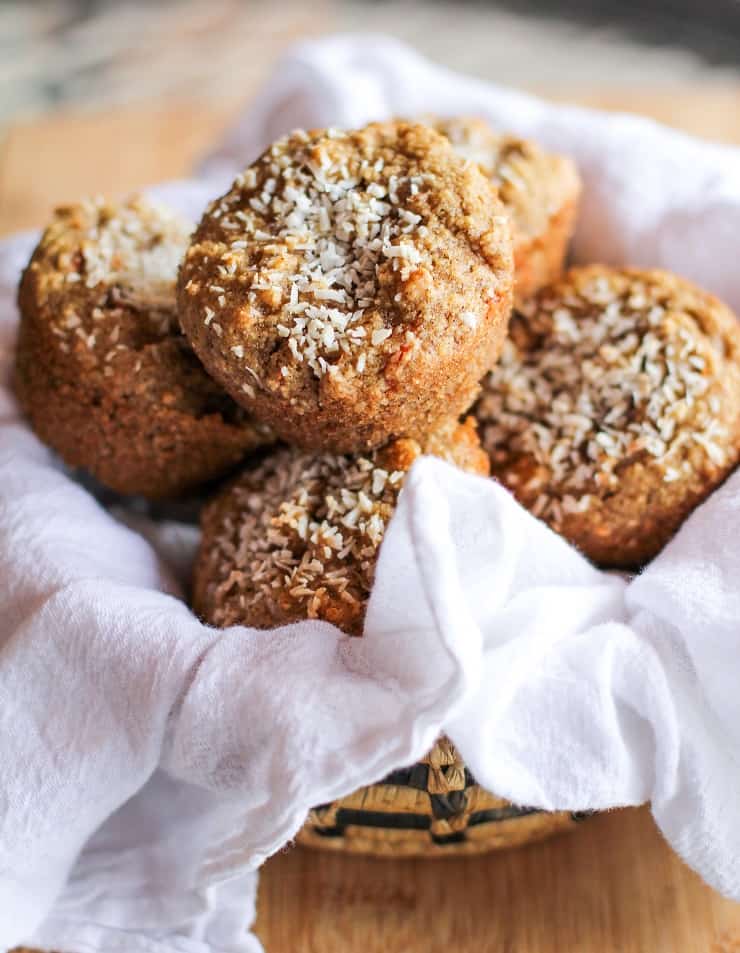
[2,0,740,233]
[3,0,740,121]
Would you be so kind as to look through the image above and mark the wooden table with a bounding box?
[4,90,740,952]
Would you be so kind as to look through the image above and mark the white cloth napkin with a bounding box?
[3,33,740,953]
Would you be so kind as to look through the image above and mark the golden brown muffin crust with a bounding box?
[178,122,514,452]
[474,266,740,567]
[15,196,272,498]
[432,116,581,303]
[193,417,489,635]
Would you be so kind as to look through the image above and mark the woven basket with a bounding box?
[297,737,581,856]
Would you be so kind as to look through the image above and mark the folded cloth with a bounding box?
[3,33,740,953]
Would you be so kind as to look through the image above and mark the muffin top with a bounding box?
[18,195,232,417]
[475,266,740,566]
[178,121,513,450]
[16,195,273,497]
[193,416,489,635]
[23,195,189,363]
[433,116,580,244]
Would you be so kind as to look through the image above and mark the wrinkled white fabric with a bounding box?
[3,33,740,953]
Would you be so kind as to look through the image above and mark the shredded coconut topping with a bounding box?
[46,197,192,363]
[78,196,191,310]
[204,448,408,631]
[200,128,431,378]
[476,272,730,526]
[44,197,191,364]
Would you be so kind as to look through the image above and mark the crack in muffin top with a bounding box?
[178,122,512,426]
[431,116,580,241]
[475,267,740,531]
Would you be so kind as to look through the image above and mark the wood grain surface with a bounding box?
[3,88,740,952]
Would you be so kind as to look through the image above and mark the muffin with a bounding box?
[193,416,489,634]
[433,116,581,305]
[474,266,740,567]
[15,196,272,499]
[178,122,514,453]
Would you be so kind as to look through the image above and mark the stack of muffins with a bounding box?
[15,118,740,854]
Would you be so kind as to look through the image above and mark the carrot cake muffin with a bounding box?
[474,266,740,567]
[433,117,580,305]
[15,196,272,499]
[193,416,489,634]
[178,122,514,453]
